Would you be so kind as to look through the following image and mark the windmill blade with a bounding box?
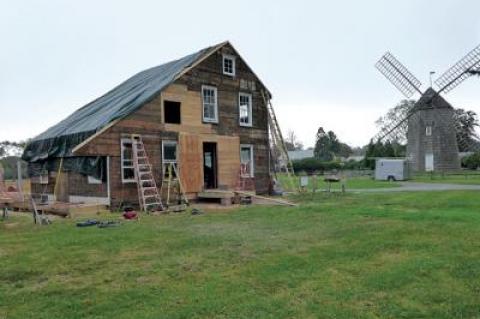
[376,52,423,98]
[373,113,412,142]
[435,44,480,94]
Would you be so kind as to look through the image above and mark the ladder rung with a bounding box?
[145,202,162,207]
[142,187,157,191]
[144,195,160,199]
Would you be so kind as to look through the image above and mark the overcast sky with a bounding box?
[1,0,480,148]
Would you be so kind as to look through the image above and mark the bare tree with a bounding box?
[285,130,304,151]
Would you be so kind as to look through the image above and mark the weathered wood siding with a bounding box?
[73,43,270,207]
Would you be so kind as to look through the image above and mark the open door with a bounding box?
[203,142,217,189]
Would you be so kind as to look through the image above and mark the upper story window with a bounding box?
[223,54,236,76]
[239,93,252,127]
[121,138,136,183]
[164,100,181,124]
[426,126,432,136]
[202,85,218,123]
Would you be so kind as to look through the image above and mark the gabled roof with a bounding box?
[413,87,453,111]
[33,43,222,142]
[23,41,270,162]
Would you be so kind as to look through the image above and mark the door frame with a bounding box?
[203,142,218,189]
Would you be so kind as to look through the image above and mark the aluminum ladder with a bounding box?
[132,135,164,212]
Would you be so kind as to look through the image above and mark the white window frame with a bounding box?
[39,171,49,184]
[426,126,432,136]
[162,140,178,164]
[121,138,136,183]
[87,175,102,184]
[239,92,253,127]
[222,54,236,76]
[240,144,254,177]
[202,85,218,123]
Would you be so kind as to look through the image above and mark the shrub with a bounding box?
[462,152,480,170]
[292,158,342,174]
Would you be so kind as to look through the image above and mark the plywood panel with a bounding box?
[216,136,240,190]
[179,133,203,193]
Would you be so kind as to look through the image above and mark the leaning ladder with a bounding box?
[132,135,164,212]
[160,162,189,208]
[261,90,297,191]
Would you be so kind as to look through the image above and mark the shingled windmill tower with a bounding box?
[374,44,480,172]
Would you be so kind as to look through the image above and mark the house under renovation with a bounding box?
[22,41,276,209]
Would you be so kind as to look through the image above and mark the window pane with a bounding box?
[123,168,135,180]
[123,142,133,160]
[163,143,177,161]
[202,87,217,121]
[241,147,251,163]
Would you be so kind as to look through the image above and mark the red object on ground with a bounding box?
[123,211,138,220]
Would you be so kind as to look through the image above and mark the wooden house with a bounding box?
[22,41,272,208]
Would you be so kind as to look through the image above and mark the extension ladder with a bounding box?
[131,135,164,212]
[260,90,297,191]
[160,162,188,209]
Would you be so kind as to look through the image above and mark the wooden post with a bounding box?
[16,161,23,197]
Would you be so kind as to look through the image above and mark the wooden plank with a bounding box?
[235,191,297,206]
[179,133,203,193]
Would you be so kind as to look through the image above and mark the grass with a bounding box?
[278,174,400,192]
[3,191,480,318]
[412,172,480,185]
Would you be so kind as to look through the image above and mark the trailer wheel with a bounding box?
[387,176,396,182]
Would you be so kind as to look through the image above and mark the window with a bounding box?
[426,126,432,136]
[240,144,254,177]
[39,171,49,184]
[239,93,252,126]
[162,141,177,163]
[164,100,181,124]
[202,85,218,123]
[121,138,135,183]
[88,175,102,184]
[223,54,236,76]
[162,141,177,177]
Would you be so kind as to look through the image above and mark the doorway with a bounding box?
[203,142,217,189]
[425,153,434,172]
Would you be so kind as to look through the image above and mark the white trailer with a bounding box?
[375,158,408,181]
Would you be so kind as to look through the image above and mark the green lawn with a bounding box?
[2,191,480,318]
[278,174,400,191]
[412,173,480,185]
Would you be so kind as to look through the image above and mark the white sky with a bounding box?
[1,0,480,148]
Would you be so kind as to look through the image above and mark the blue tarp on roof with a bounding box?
[23,44,216,163]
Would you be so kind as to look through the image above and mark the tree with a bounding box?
[376,100,480,151]
[454,109,479,151]
[314,128,332,161]
[0,140,26,158]
[285,130,303,151]
[375,99,415,144]
[313,127,352,161]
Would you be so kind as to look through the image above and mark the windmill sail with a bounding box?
[435,44,480,94]
[375,52,423,98]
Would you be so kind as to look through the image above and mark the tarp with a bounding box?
[22,44,217,166]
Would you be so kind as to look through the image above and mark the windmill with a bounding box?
[374,44,480,172]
